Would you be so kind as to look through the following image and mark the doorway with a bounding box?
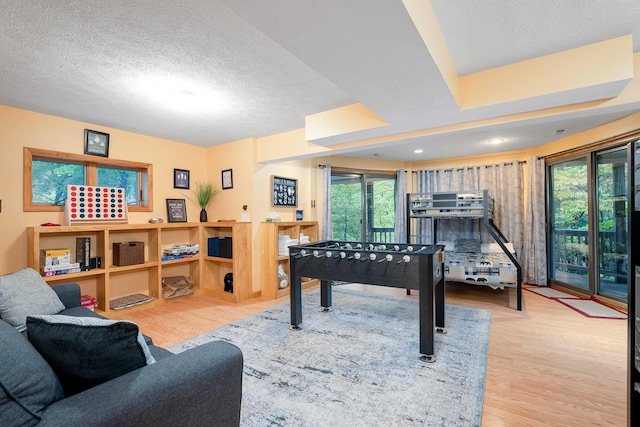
[547,147,629,302]
[330,171,396,243]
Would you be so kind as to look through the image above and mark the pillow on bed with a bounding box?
[454,239,481,253]
[481,242,515,254]
[436,241,454,251]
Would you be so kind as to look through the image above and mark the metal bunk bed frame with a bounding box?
[406,190,522,311]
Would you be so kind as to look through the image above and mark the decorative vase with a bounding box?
[199,208,208,222]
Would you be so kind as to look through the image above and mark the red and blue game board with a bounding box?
[65,185,129,225]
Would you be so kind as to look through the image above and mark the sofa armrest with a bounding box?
[39,340,243,427]
[50,283,81,309]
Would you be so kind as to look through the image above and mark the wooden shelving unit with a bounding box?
[27,222,252,312]
[260,221,318,299]
[201,222,252,302]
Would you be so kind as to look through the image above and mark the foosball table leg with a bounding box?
[419,354,436,363]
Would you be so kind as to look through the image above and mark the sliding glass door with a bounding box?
[330,171,396,243]
[595,148,628,300]
[549,157,590,290]
[547,146,629,302]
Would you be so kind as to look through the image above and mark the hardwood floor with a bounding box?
[109,283,627,427]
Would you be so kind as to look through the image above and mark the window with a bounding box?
[330,170,396,243]
[24,147,152,212]
[97,167,140,206]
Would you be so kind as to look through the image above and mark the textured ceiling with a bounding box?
[1,0,639,161]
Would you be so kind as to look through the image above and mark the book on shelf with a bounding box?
[40,248,72,266]
[76,237,91,271]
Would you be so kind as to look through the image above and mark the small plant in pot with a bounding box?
[192,182,218,222]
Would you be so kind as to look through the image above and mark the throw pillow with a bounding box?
[26,315,156,396]
[0,320,64,426]
[0,268,65,332]
[454,239,481,253]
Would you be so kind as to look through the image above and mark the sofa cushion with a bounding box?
[0,320,64,427]
[26,315,156,396]
[0,268,65,332]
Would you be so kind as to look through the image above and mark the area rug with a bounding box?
[169,288,491,426]
[525,286,580,299]
[556,298,627,319]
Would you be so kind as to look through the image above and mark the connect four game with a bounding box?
[65,185,129,225]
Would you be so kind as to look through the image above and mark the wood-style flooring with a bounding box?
[108,282,627,427]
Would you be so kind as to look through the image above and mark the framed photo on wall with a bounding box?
[84,129,110,157]
[222,169,233,190]
[166,198,187,223]
[173,169,190,189]
[272,175,297,207]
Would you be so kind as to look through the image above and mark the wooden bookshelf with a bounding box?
[27,222,253,312]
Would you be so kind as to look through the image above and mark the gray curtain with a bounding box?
[321,164,332,240]
[415,162,525,260]
[522,156,547,285]
[394,170,407,243]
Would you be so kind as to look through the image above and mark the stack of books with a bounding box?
[81,295,97,311]
[161,243,199,261]
[39,249,81,276]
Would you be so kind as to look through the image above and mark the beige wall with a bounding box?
[3,103,639,294]
[1,105,209,274]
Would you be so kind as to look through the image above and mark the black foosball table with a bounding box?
[288,240,446,362]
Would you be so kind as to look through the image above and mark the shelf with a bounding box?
[161,256,200,265]
[42,268,106,283]
[260,221,318,299]
[110,262,159,273]
[28,222,253,311]
[204,256,233,264]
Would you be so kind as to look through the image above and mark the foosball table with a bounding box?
[288,240,446,362]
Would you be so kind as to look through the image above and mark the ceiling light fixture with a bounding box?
[488,138,504,145]
[414,149,424,154]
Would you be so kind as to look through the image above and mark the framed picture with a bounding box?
[166,198,187,223]
[173,168,190,189]
[272,175,297,207]
[221,169,233,190]
[84,129,110,157]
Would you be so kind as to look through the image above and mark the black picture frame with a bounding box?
[173,168,190,189]
[272,175,297,207]
[84,129,110,157]
[222,169,233,190]
[166,198,187,223]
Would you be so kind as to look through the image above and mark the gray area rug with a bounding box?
[169,288,491,426]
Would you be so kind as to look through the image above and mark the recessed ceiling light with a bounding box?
[488,138,504,145]
[414,149,424,154]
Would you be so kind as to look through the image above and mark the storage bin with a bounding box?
[113,241,144,266]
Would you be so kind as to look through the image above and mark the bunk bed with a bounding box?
[407,190,522,310]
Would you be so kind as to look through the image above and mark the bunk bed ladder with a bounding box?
[483,216,523,311]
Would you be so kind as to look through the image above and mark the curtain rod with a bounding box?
[318,165,400,175]
[411,160,525,173]
[539,129,640,160]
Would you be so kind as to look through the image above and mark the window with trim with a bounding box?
[24,147,152,212]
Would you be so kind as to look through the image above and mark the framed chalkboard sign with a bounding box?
[272,176,297,207]
[166,198,187,223]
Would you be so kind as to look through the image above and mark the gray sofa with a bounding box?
[0,282,243,427]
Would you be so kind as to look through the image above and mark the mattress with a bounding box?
[444,250,518,287]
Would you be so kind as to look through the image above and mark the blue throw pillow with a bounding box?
[26,315,155,396]
[0,268,65,332]
[0,320,64,426]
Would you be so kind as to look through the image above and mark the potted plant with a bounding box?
[192,182,218,222]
